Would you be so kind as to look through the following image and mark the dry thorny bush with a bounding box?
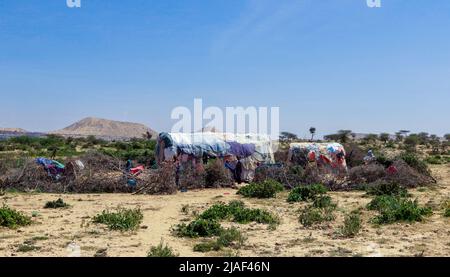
[348,160,435,189]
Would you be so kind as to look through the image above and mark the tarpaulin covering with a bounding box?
[156,132,275,165]
[35,157,65,177]
[226,141,256,159]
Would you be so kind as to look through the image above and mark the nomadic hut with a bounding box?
[156,132,275,182]
[288,142,347,172]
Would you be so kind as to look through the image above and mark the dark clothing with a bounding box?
[235,160,243,184]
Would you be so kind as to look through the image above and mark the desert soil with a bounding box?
[1,165,449,257]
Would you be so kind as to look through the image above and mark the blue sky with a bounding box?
[0,0,449,138]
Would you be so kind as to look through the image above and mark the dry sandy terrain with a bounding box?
[1,165,449,257]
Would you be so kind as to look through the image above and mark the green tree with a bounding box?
[364,134,379,143]
[404,134,419,152]
[337,130,353,143]
[280,132,298,142]
[417,132,429,145]
[379,133,390,143]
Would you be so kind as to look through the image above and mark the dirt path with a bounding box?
[0,165,449,257]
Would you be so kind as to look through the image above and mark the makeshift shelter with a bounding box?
[156,132,275,182]
[288,142,347,173]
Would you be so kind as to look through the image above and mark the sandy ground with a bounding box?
[0,165,449,257]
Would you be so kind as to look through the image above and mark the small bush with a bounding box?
[299,206,335,227]
[312,195,336,209]
[199,201,278,225]
[237,179,284,199]
[217,227,246,248]
[232,207,279,225]
[367,196,432,224]
[147,240,178,257]
[44,198,69,209]
[193,227,245,252]
[173,219,223,238]
[93,208,143,231]
[442,200,450,217]
[366,183,409,197]
[339,211,362,238]
[199,202,232,221]
[193,241,221,252]
[0,205,32,228]
[287,184,328,203]
[445,208,450,217]
[425,155,444,165]
[17,244,41,252]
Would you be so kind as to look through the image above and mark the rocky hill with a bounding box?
[51,117,158,140]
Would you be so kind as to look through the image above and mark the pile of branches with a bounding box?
[347,160,435,189]
[178,163,206,190]
[133,163,177,195]
[0,159,58,192]
[384,160,436,188]
[204,159,235,188]
[79,151,123,171]
[254,164,339,189]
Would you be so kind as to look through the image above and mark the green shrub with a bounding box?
[199,201,278,225]
[425,155,444,165]
[17,244,41,252]
[367,196,432,224]
[199,203,232,221]
[217,227,246,248]
[366,183,409,197]
[287,184,328,203]
[445,208,450,217]
[442,200,450,217]
[312,195,337,209]
[173,219,223,238]
[232,207,279,225]
[299,206,335,227]
[237,179,284,198]
[193,227,245,252]
[0,205,32,228]
[339,211,362,238]
[44,198,69,209]
[93,208,143,231]
[147,240,178,257]
[193,241,221,252]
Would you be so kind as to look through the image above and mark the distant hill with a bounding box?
[0,128,28,133]
[51,117,158,140]
[0,128,46,140]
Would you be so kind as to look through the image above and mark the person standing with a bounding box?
[235,157,243,184]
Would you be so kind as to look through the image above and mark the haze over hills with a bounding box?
[0,128,28,133]
[51,117,158,140]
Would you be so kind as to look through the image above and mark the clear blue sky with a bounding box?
[1,0,449,138]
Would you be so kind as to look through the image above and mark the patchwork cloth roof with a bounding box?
[288,142,347,169]
[157,132,275,164]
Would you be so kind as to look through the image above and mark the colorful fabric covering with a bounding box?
[35,158,65,177]
[156,132,275,164]
[288,142,347,170]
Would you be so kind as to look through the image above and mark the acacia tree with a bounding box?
[404,134,419,152]
[309,127,316,141]
[280,132,298,142]
[337,130,353,143]
[379,133,390,143]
